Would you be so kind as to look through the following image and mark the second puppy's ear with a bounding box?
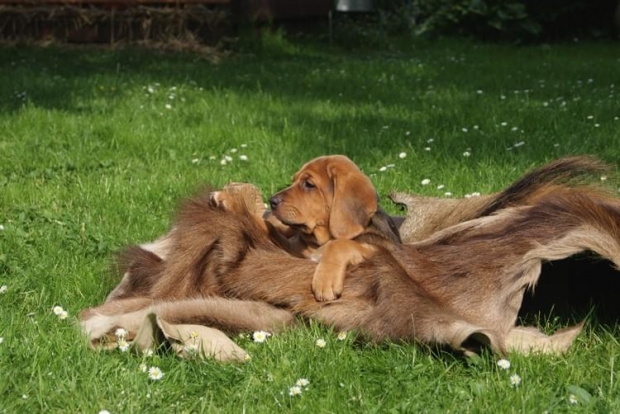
[327,158,377,239]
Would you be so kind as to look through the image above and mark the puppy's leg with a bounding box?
[311,240,376,302]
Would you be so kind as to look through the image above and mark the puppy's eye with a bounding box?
[303,180,315,190]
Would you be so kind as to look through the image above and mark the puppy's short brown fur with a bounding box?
[268,155,400,301]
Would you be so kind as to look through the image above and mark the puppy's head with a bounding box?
[269,155,377,245]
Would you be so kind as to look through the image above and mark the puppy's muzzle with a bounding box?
[269,196,282,210]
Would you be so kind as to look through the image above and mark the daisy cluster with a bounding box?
[52,305,68,320]
[143,84,186,112]
[192,144,249,166]
[115,328,130,352]
[382,145,458,197]
[138,356,163,381]
[495,359,521,388]
[288,378,310,397]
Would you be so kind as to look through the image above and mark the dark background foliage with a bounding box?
[376,0,619,41]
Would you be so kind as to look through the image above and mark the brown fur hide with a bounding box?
[80,157,620,361]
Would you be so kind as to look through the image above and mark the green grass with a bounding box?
[1,34,619,412]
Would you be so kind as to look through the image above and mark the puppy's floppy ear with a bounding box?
[327,158,378,239]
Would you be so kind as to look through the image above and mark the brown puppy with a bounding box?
[269,155,400,301]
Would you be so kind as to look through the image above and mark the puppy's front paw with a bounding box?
[311,263,344,302]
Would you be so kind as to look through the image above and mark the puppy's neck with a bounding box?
[291,226,331,257]
[310,225,331,247]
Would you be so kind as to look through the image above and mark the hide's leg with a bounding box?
[504,323,584,354]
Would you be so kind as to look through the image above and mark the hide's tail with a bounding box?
[519,189,620,268]
[479,156,610,217]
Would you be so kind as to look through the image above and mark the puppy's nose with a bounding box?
[269,196,282,210]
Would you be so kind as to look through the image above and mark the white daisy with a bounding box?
[444,192,452,197]
[0,337,4,344]
[252,331,271,343]
[463,151,471,157]
[398,152,407,159]
[496,359,511,370]
[115,328,128,339]
[244,354,252,362]
[379,166,387,172]
[118,340,129,352]
[289,386,302,396]
[296,378,310,387]
[165,104,172,110]
[509,374,521,387]
[569,394,578,405]
[139,363,148,373]
[148,366,164,381]
[58,310,68,320]
[421,179,431,186]
[315,339,327,348]
[184,343,199,356]
[52,306,64,315]
[239,155,248,161]
[0,285,7,294]
[337,331,347,341]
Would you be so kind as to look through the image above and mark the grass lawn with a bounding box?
[1,34,619,412]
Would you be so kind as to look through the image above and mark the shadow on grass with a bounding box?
[2,40,619,174]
